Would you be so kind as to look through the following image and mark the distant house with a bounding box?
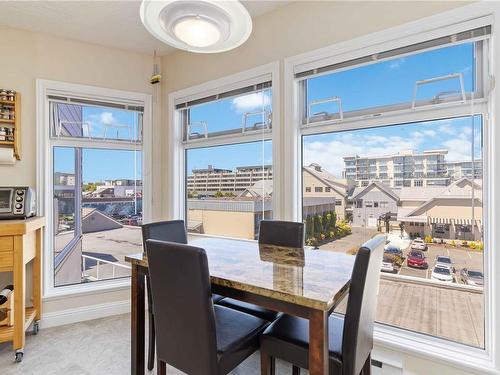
[398,178,482,240]
[350,178,482,240]
[303,163,352,220]
[82,208,123,233]
[350,181,399,227]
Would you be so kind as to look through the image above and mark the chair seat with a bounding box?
[212,294,225,303]
[217,298,279,322]
[260,313,344,373]
[214,305,269,374]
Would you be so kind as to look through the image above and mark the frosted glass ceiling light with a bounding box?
[140,0,252,53]
[173,16,221,48]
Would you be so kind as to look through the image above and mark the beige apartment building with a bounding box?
[187,164,272,196]
[343,149,451,188]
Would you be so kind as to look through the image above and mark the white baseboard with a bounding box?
[40,300,131,329]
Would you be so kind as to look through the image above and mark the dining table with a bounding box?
[125,236,355,375]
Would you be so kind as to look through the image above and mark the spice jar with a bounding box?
[0,127,6,141]
[7,90,15,102]
[0,90,7,101]
[1,109,9,120]
[6,128,14,141]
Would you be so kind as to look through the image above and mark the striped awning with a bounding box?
[428,217,482,226]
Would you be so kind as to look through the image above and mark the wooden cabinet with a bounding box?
[0,92,21,160]
[0,217,44,362]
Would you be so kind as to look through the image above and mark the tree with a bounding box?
[83,182,98,192]
[214,191,223,198]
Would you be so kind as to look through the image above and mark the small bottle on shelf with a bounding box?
[0,285,14,305]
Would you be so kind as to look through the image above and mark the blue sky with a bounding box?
[54,42,480,181]
[54,147,142,183]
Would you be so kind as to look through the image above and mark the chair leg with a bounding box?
[292,365,300,375]
[260,350,275,375]
[157,359,166,375]
[147,311,155,370]
[361,353,371,375]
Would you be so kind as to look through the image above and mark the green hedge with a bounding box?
[305,211,351,247]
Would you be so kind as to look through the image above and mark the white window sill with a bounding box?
[43,277,131,302]
[374,323,497,375]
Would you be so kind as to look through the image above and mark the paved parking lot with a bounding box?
[394,238,484,284]
[319,229,484,284]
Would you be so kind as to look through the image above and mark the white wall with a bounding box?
[0,26,162,315]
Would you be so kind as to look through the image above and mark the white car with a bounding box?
[411,238,428,251]
[381,256,397,273]
[435,255,454,271]
[431,265,454,282]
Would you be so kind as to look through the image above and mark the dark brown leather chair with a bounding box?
[259,235,386,375]
[217,220,305,322]
[145,239,269,375]
[142,220,224,370]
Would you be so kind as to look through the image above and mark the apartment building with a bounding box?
[187,164,273,195]
[343,149,449,188]
[446,159,483,180]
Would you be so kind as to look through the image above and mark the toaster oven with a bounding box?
[0,187,36,219]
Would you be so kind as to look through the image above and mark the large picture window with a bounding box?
[297,26,489,349]
[172,67,277,240]
[47,91,145,288]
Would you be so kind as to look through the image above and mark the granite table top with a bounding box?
[125,236,355,311]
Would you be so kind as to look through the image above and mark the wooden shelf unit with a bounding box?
[0,92,21,160]
[0,217,44,360]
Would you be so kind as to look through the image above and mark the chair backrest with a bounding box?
[141,220,187,247]
[258,220,305,248]
[341,234,385,375]
[146,239,218,375]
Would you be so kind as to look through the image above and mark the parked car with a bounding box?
[407,250,428,269]
[384,244,403,257]
[381,256,398,273]
[460,268,484,286]
[411,238,428,251]
[435,255,454,272]
[431,265,454,282]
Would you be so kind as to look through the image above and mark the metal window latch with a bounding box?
[412,73,465,110]
[307,96,343,124]
[187,121,208,140]
[241,110,271,133]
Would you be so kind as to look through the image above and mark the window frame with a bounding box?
[167,62,281,223]
[283,4,499,373]
[37,79,153,298]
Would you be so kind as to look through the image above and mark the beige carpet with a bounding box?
[0,314,303,375]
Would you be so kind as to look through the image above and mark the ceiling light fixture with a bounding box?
[140,0,252,53]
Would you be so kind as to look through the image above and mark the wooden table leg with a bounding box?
[309,309,328,375]
[131,264,145,375]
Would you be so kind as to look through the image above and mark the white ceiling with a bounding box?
[0,1,289,55]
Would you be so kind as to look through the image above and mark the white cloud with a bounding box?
[100,112,116,125]
[232,92,271,113]
[438,123,455,135]
[411,129,436,138]
[389,57,406,70]
[303,133,422,177]
[442,137,472,162]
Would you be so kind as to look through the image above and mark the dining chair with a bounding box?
[259,235,386,375]
[217,220,305,322]
[141,220,224,370]
[145,239,270,375]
